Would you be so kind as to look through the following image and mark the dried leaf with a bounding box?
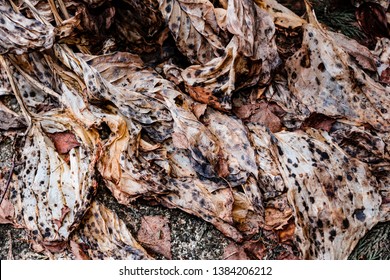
[278,219,295,243]
[0,199,15,225]
[137,215,172,259]
[237,102,283,133]
[115,0,166,54]
[356,2,390,39]
[11,116,98,249]
[330,31,379,72]
[159,0,228,64]
[181,0,280,111]
[223,242,249,260]
[0,1,55,54]
[286,23,390,132]
[47,131,80,154]
[273,128,383,259]
[264,195,293,231]
[69,240,90,260]
[255,0,307,29]
[73,201,152,260]
[0,102,26,130]
[203,108,258,185]
[301,113,336,132]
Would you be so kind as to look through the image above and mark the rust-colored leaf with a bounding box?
[47,131,80,155]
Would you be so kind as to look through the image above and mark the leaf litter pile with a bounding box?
[0,0,389,260]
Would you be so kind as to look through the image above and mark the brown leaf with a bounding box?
[380,67,390,85]
[277,219,296,243]
[192,103,208,119]
[264,195,293,231]
[47,131,80,154]
[69,240,90,260]
[249,103,283,133]
[0,198,15,225]
[356,2,390,39]
[243,241,267,260]
[301,113,336,132]
[137,215,172,259]
[53,206,70,228]
[223,242,250,260]
[234,102,284,133]
[172,132,190,149]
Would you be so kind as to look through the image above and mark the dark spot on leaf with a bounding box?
[318,63,325,72]
[353,208,366,222]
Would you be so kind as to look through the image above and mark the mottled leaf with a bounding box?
[0,1,55,54]
[159,0,228,64]
[73,201,152,260]
[286,23,390,132]
[181,0,279,110]
[11,116,98,249]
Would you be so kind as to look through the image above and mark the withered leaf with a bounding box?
[47,131,80,155]
[223,242,250,260]
[0,102,26,130]
[273,128,383,259]
[286,23,390,132]
[234,101,283,133]
[356,2,390,39]
[0,199,15,225]
[137,215,172,259]
[0,1,55,54]
[159,0,228,64]
[181,0,280,111]
[73,201,152,260]
[11,116,98,249]
[115,0,166,54]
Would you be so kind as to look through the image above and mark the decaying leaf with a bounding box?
[11,115,98,249]
[373,38,390,85]
[222,242,249,260]
[137,215,172,259]
[47,131,80,154]
[255,0,307,29]
[73,201,152,260]
[273,128,383,259]
[0,173,18,226]
[0,0,55,54]
[115,0,166,54]
[286,22,390,132]
[159,0,228,64]
[356,2,390,39]
[0,0,389,261]
[0,102,27,130]
[234,101,283,133]
[181,0,280,111]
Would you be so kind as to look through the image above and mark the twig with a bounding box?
[0,155,16,206]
